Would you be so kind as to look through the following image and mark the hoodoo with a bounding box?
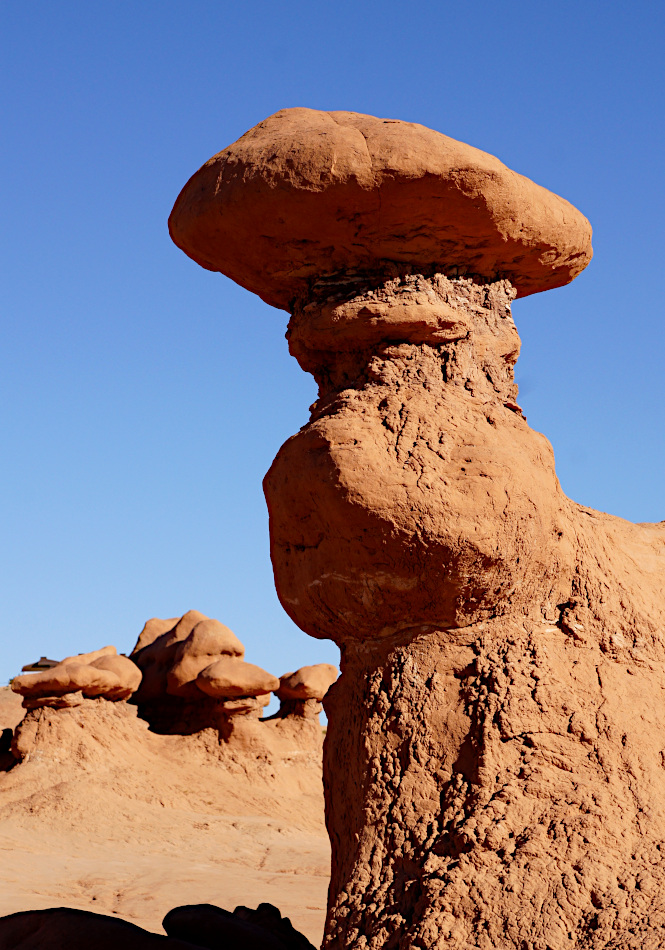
[130,611,279,736]
[11,646,142,709]
[170,109,665,949]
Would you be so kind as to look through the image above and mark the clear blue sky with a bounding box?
[1,1,663,687]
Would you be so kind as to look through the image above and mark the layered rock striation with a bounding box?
[171,108,665,949]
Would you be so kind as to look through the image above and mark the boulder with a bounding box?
[169,107,592,311]
[11,648,142,708]
[131,617,179,655]
[90,653,143,698]
[196,657,279,699]
[129,611,280,734]
[166,619,245,698]
[277,664,338,702]
[130,610,210,703]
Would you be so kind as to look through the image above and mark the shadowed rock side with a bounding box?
[170,108,665,950]
[0,902,316,950]
[128,611,335,751]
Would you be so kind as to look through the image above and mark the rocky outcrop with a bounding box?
[169,108,592,310]
[171,108,665,949]
[129,611,327,741]
[274,664,339,720]
[5,612,335,769]
[11,647,141,709]
[130,611,257,734]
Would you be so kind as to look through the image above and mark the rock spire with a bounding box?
[170,108,665,950]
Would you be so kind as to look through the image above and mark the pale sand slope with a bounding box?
[0,694,329,945]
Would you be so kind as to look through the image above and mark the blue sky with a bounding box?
[1,0,663,688]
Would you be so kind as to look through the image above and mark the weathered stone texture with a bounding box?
[170,108,665,949]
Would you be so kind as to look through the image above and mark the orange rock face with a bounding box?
[128,611,317,738]
[171,112,665,949]
[11,647,142,708]
[169,108,592,310]
[277,665,338,703]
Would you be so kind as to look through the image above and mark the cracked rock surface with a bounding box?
[168,107,592,309]
[267,273,665,949]
[171,109,665,949]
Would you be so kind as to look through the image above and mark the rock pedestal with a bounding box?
[170,109,665,949]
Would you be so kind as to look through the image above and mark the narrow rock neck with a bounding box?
[287,273,521,411]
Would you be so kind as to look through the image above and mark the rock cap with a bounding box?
[196,658,280,698]
[277,664,338,702]
[166,619,246,698]
[169,107,592,310]
[11,648,142,707]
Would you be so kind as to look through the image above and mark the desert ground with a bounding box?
[0,686,329,944]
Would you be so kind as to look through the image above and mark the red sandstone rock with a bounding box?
[11,647,142,707]
[169,107,592,310]
[58,645,117,666]
[129,611,286,735]
[172,111,665,949]
[196,657,279,698]
[132,617,180,654]
[130,610,212,703]
[277,665,338,702]
[166,619,245,698]
[89,653,143,698]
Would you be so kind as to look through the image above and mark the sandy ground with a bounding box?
[0,688,330,945]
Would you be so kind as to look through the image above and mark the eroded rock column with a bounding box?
[169,107,665,948]
[266,275,665,950]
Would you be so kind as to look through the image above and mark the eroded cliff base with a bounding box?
[323,618,665,950]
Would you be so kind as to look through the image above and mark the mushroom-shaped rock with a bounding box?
[169,107,592,310]
[277,664,338,702]
[58,645,117,666]
[166,619,245,698]
[89,654,143,699]
[129,611,256,734]
[171,111,664,948]
[131,616,180,655]
[196,657,279,699]
[217,693,271,718]
[130,610,211,702]
[11,648,142,708]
